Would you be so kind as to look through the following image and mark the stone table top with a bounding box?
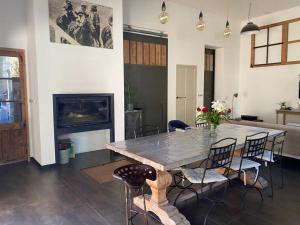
[106,124,284,171]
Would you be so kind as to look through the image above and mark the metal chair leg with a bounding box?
[125,185,130,225]
[167,172,182,195]
[204,202,216,225]
[173,189,186,206]
[142,187,148,225]
[219,181,229,205]
[280,158,284,189]
[128,187,133,225]
[202,181,229,224]
[186,187,199,202]
[268,164,274,198]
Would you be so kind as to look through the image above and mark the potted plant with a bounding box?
[278,101,287,110]
[196,100,231,137]
[124,83,136,111]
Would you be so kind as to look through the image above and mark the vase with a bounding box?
[209,124,217,137]
[127,103,134,111]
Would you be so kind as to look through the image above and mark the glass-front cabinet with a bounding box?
[0,49,28,164]
[0,56,22,124]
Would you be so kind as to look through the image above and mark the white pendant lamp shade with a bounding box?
[159,1,169,24]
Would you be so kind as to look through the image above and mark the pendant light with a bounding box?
[241,0,260,35]
[224,0,232,38]
[159,1,169,24]
[196,11,205,31]
[224,21,232,38]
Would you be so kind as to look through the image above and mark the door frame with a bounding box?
[204,48,216,110]
[0,48,30,162]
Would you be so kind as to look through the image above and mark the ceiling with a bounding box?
[169,0,300,20]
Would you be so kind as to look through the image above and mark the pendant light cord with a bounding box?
[248,0,252,21]
[226,0,229,21]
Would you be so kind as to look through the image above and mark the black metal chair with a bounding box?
[172,138,237,225]
[229,132,269,203]
[256,131,287,197]
[113,164,156,225]
[168,120,190,132]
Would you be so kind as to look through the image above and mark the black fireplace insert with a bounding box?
[56,96,110,128]
[53,94,115,163]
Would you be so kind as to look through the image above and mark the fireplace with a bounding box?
[53,94,114,163]
[56,96,111,128]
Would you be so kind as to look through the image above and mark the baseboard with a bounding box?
[282,153,300,160]
[30,157,56,169]
[0,158,27,166]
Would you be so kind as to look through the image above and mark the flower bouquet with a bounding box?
[196,100,231,136]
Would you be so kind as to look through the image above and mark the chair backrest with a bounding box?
[168,120,190,132]
[271,131,287,157]
[113,163,156,187]
[134,125,160,139]
[205,138,237,170]
[243,132,269,159]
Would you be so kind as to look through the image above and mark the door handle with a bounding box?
[176,96,186,99]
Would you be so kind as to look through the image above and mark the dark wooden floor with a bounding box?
[0,150,299,225]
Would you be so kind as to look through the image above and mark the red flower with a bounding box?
[227,108,232,113]
[219,111,225,115]
[202,107,208,113]
[197,107,201,112]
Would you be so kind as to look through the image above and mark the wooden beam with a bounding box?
[281,23,288,64]
[161,45,167,66]
[288,39,300,44]
[143,43,150,65]
[123,40,130,64]
[286,60,300,65]
[259,17,300,30]
[136,41,143,65]
[155,44,161,65]
[252,63,282,68]
[130,41,137,64]
[149,43,156,65]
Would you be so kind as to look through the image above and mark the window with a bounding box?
[251,17,300,67]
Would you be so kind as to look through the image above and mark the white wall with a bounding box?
[0,0,40,160]
[238,6,300,123]
[26,0,124,165]
[0,0,28,50]
[123,0,241,121]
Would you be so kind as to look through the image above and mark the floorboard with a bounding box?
[0,150,299,225]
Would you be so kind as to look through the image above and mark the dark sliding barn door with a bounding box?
[124,32,168,136]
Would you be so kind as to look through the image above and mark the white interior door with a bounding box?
[176,65,197,126]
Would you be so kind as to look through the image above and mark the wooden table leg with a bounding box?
[283,113,286,125]
[134,170,190,225]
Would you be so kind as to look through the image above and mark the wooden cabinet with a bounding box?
[1,129,27,162]
[0,48,29,165]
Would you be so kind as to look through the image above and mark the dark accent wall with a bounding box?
[124,32,168,133]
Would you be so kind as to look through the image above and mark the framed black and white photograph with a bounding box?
[49,0,113,49]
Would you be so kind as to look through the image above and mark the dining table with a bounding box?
[106,123,284,225]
